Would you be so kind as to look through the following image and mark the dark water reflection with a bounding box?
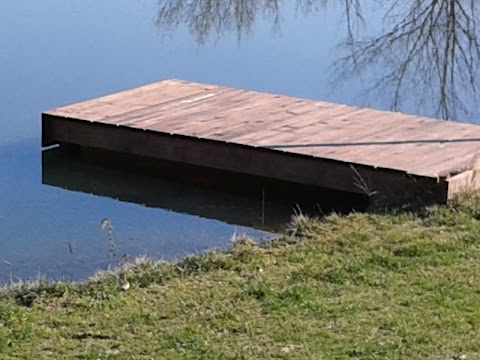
[1,140,274,282]
[41,146,296,232]
[0,0,478,282]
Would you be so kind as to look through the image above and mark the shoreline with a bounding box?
[1,195,479,358]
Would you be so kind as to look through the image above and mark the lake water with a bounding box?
[1,0,478,282]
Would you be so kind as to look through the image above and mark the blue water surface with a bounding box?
[0,0,478,281]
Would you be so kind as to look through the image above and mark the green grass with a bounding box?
[2,194,480,359]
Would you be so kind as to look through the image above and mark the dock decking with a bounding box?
[42,79,480,202]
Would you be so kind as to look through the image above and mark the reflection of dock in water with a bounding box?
[43,146,360,231]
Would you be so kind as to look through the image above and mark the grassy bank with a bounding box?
[2,195,480,359]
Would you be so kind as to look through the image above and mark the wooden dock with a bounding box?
[42,79,480,203]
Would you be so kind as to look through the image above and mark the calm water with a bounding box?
[1,0,478,282]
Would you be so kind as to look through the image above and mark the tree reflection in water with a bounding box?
[335,0,480,121]
[155,0,281,44]
[155,0,479,121]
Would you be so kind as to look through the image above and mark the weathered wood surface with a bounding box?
[42,79,480,199]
